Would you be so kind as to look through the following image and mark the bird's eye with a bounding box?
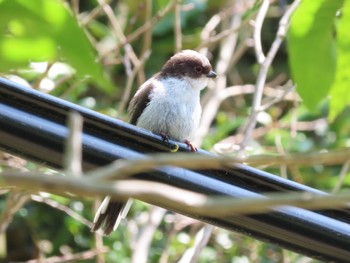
[194,66,202,73]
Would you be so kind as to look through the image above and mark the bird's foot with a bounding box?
[160,132,170,143]
[160,132,179,152]
[184,139,197,152]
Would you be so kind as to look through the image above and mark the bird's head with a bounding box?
[160,50,217,90]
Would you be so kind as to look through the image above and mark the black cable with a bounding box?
[1,77,350,262]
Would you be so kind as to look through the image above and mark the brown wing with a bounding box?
[128,80,155,125]
[91,79,157,235]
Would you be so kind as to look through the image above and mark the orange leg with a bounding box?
[184,139,197,152]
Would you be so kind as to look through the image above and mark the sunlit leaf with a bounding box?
[1,37,56,62]
[288,0,343,111]
[0,0,114,93]
[329,0,350,120]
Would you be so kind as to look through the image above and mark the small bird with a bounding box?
[91,50,217,235]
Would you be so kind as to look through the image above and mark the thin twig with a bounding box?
[199,4,241,49]
[118,0,177,48]
[131,207,166,263]
[118,50,151,114]
[259,83,295,111]
[332,161,350,194]
[124,44,141,69]
[219,84,299,101]
[3,170,350,217]
[81,5,104,26]
[198,17,251,49]
[85,154,236,181]
[97,0,126,43]
[64,112,83,177]
[97,0,140,66]
[31,195,93,228]
[84,148,350,182]
[174,0,183,52]
[141,0,153,56]
[253,0,270,64]
[93,199,105,263]
[195,1,243,146]
[95,233,105,263]
[32,62,54,90]
[137,0,153,85]
[72,0,79,17]
[199,13,222,54]
[227,38,254,70]
[0,191,30,234]
[275,135,288,179]
[214,118,326,153]
[178,225,214,263]
[159,214,199,263]
[22,248,109,263]
[239,0,301,151]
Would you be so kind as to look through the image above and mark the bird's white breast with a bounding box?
[136,77,202,141]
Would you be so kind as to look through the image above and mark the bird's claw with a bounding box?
[160,133,196,152]
[160,132,179,152]
[160,132,170,143]
[184,140,197,152]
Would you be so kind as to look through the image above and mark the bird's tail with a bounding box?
[91,196,132,235]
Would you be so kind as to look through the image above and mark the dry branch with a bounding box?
[240,0,301,150]
[2,163,350,217]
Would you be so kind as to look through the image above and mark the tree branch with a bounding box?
[2,167,350,217]
[240,0,301,151]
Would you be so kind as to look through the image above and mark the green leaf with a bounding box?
[288,0,343,111]
[329,0,350,120]
[1,37,56,63]
[0,0,114,93]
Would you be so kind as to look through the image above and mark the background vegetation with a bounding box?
[0,0,350,262]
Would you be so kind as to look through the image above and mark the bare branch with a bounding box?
[274,135,288,179]
[240,0,301,151]
[219,84,299,102]
[64,112,83,177]
[131,207,166,263]
[195,1,244,145]
[214,117,326,154]
[97,0,140,66]
[137,0,153,84]
[85,154,237,182]
[253,0,270,63]
[198,16,251,50]
[31,194,93,228]
[332,161,350,194]
[2,160,350,218]
[93,198,106,263]
[23,248,109,263]
[72,0,79,16]
[178,225,214,263]
[118,50,151,114]
[259,83,295,111]
[121,0,178,47]
[80,6,104,26]
[174,0,183,53]
[0,191,30,234]
[86,148,350,183]
[97,0,127,44]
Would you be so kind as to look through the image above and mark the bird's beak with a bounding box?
[206,71,217,78]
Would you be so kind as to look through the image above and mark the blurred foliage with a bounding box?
[288,0,342,111]
[329,0,350,119]
[0,0,114,93]
[1,0,350,262]
[288,0,350,117]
